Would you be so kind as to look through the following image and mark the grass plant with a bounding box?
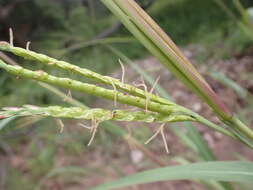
[1,0,253,189]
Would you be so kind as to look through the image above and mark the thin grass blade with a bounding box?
[90,161,253,190]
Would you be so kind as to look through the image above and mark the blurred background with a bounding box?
[0,0,253,189]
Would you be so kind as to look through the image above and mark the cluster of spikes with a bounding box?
[0,30,196,148]
[1,0,253,149]
[0,30,231,149]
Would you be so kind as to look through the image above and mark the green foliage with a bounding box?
[1,0,252,107]
[1,0,253,189]
[91,161,253,190]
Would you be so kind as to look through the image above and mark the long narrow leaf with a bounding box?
[101,0,231,120]
[101,0,253,146]
[90,161,253,190]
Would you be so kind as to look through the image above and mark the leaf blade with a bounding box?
[90,161,253,190]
